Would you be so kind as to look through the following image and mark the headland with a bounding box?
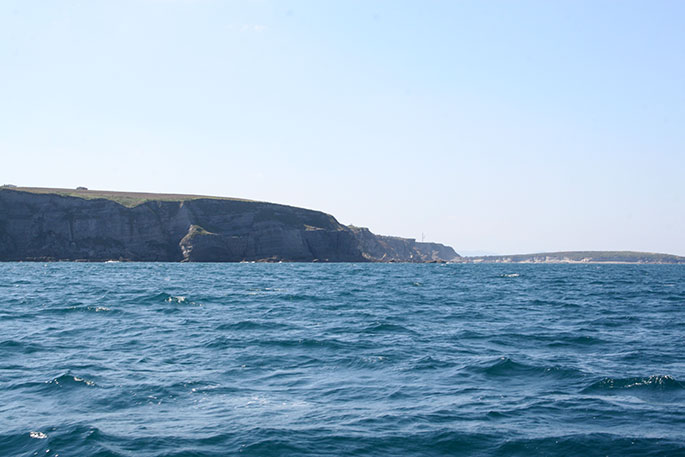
[0,186,459,263]
[459,251,685,264]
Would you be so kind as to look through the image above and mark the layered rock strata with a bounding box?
[0,188,459,263]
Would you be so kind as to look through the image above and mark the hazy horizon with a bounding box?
[2,1,684,256]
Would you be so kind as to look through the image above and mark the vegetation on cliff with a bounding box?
[2,186,252,208]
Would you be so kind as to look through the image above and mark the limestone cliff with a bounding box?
[0,188,460,263]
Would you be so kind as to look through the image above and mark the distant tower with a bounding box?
[421,232,425,242]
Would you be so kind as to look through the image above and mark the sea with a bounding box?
[1,263,684,456]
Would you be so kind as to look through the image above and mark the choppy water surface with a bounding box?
[1,263,684,456]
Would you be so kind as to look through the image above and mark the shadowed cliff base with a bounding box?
[0,187,459,263]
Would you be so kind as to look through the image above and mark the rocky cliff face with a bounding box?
[348,227,459,262]
[0,189,459,263]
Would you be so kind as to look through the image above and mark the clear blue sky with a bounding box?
[2,1,684,256]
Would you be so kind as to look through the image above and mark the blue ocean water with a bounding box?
[1,263,684,457]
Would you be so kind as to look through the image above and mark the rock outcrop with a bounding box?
[0,188,460,263]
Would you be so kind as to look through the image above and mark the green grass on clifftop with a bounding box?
[2,186,254,208]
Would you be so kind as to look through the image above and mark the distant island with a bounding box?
[0,186,459,263]
[459,251,685,264]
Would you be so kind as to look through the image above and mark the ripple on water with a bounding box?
[215,320,291,332]
[0,339,44,354]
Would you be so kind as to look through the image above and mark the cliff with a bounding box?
[0,187,460,263]
[348,226,459,262]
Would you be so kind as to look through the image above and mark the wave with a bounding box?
[5,372,98,392]
[0,339,44,354]
[257,337,350,350]
[470,357,583,380]
[542,333,608,347]
[281,293,327,302]
[126,292,195,306]
[343,354,390,369]
[233,429,501,456]
[583,375,684,393]
[495,433,685,457]
[0,427,486,457]
[0,425,127,457]
[361,322,418,335]
[202,336,239,349]
[215,320,291,331]
[411,355,456,371]
[204,336,351,351]
[41,304,117,315]
[1,426,682,457]
[47,373,97,388]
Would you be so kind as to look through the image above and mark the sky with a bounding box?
[1,0,684,256]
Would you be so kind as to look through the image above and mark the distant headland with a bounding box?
[458,251,685,264]
[0,186,459,263]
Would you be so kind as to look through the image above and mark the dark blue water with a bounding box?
[1,263,684,456]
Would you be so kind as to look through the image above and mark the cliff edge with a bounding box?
[0,187,460,263]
